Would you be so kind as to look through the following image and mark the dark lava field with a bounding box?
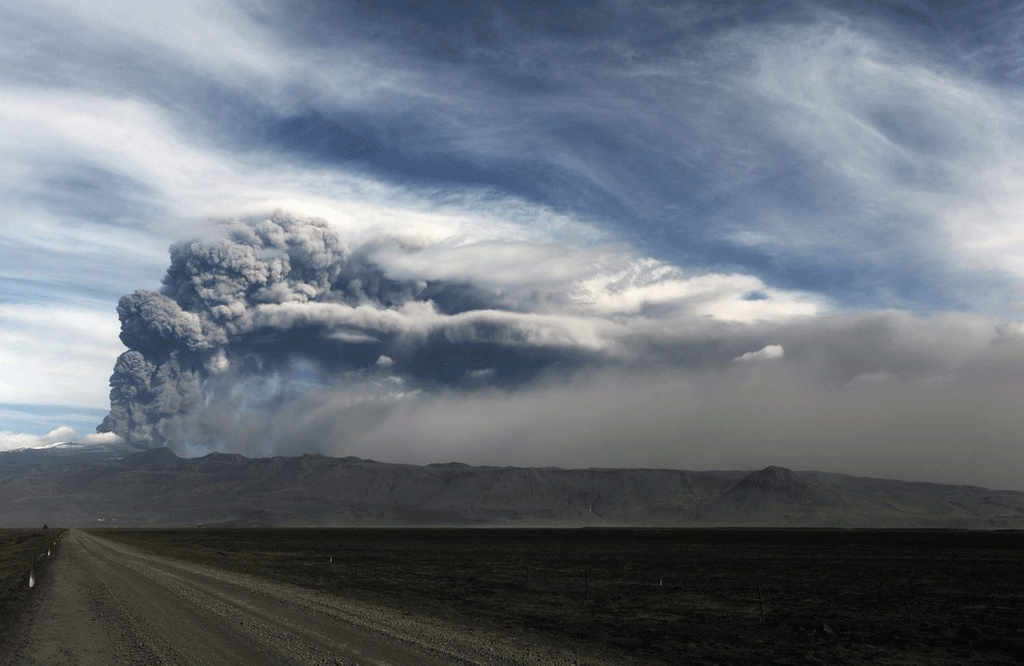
[89,528,1024,665]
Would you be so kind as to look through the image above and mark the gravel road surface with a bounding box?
[1,530,606,666]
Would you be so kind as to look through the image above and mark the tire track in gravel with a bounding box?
[2,530,606,666]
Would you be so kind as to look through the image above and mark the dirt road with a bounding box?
[2,530,597,666]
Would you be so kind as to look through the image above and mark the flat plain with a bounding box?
[91,527,1024,665]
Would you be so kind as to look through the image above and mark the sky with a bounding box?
[2,0,1024,489]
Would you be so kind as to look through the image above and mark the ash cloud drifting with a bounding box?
[98,213,1024,491]
[99,212,821,453]
[98,213,602,449]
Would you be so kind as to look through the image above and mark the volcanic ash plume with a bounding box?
[97,213,594,451]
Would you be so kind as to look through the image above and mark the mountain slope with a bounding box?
[2,447,1023,528]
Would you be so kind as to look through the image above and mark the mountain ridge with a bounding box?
[2,445,1022,528]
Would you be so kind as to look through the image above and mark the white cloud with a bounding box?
[732,17,1024,301]
[572,266,822,323]
[0,305,124,407]
[735,344,784,362]
[80,431,125,445]
[0,426,74,451]
[0,427,124,452]
[19,0,284,86]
